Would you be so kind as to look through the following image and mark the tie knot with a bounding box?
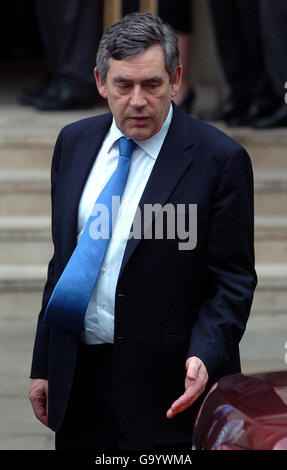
[119,137,136,159]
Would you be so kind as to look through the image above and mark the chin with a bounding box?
[131,123,159,140]
[125,129,152,141]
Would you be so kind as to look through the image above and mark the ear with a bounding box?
[170,65,182,99]
[94,67,108,99]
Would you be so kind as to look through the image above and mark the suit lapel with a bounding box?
[119,105,194,277]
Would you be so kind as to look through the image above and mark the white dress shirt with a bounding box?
[78,105,173,344]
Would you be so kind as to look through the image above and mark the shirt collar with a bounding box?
[106,104,173,160]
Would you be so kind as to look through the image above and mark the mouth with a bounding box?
[128,116,150,126]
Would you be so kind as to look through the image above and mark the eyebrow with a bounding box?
[144,77,163,84]
[112,76,163,85]
[112,77,132,85]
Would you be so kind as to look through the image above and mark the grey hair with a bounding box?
[96,12,180,82]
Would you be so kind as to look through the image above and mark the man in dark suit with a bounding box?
[29,13,257,451]
[20,0,103,110]
[200,0,278,127]
[252,0,287,128]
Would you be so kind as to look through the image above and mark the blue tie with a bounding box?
[43,137,136,333]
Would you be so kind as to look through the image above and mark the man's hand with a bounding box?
[166,356,208,419]
[29,379,49,427]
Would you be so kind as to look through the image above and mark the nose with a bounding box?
[130,85,147,108]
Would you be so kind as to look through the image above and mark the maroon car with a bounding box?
[193,371,287,450]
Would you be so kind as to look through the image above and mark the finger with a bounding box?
[167,358,208,419]
[185,368,206,391]
[185,357,203,379]
[31,397,48,426]
[167,384,202,419]
[30,388,48,425]
[167,365,208,419]
[186,358,208,387]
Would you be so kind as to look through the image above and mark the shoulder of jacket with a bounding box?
[60,112,112,139]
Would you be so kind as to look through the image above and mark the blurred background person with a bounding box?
[199,0,279,127]
[20,0,103,110]
[0,1,41,60]
[123,0,195,113]
[252,0,287,128]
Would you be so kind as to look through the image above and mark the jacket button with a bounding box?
[116,336,125,340]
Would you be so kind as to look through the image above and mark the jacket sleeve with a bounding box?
[30,129,64,379]
[187,146,257,382]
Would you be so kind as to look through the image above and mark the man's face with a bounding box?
[95,44,181,140]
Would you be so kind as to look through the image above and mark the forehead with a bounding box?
[106,44,168,81]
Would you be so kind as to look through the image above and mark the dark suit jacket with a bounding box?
[30,104,257,447]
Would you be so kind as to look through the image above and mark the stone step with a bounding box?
[219,124,287,147]
[1,168,287,216]
[0,265,46,318]
[0,262,286,314]
[255,216,287,263]
[0,169,50,192]
[240,310,287,374]
[0,265,47,292]
[0,217,52,264]
[255,169,287,192]
[254,170,287,216]
[215,124,287,170]
[0,264,285,377]
[0,170,50,216]
[1,120,287,169]
[1,139,285,171]
[0,214,286,263]
[252,263,287,313]
[1,289,44,319]
[0,263,286,378]
[0,144,52,170]
[247,145,287,170]
[2,141,285,171]
[2,282,284,379]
